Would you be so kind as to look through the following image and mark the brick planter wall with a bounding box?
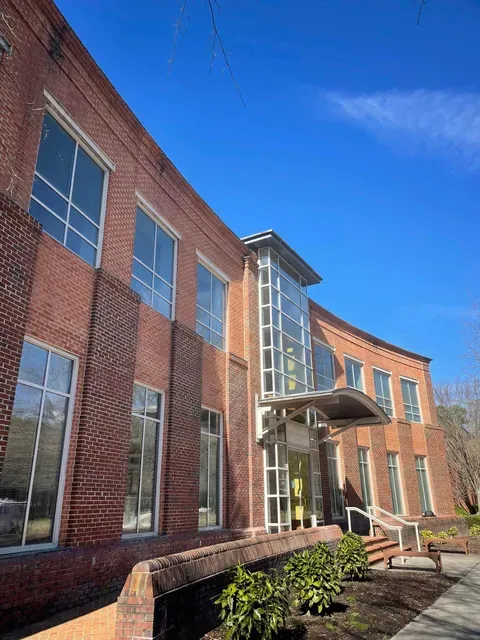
[115,526,343,640]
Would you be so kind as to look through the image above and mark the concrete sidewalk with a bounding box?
[373,553,480,639]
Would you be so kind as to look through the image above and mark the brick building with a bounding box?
[0,0,456,631]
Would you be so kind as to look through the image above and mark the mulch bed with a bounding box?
[202,569,456,640]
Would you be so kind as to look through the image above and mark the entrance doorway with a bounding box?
[288,449,312,529]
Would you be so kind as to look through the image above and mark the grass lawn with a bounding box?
[203,569,456,640]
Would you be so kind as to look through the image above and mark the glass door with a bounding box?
[288,450,312,529]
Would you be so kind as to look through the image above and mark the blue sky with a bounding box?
[56,0,480,382]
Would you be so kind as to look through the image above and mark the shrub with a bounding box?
[470,524,480,538]
[335,531,369,581]
[447,526,458,538]
[420,529,434,541]
[215,565,290,640]
[285,546,341,614]
[436,530,448,540]
[466,514,480,530]
[455,505,469,517]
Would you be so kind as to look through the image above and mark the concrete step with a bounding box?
[365,540,399,555]
[362,535,388,547]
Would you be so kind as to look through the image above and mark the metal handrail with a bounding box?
[367,505,421,551]
[345,506,405,556]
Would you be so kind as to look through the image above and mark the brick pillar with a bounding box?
[163,321,203,535]
[341,429,362,508]
[369,426,393,512]
[424,366,438,425]
[0,194,41,474]
[66,270,140,545]
[243,254,265,533]
[425,425,455,515]
[226,354,250,531]
[397,419,423,516]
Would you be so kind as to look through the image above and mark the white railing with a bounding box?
[346,506,406,559]
[367,505,421,551]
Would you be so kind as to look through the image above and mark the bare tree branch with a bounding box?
[416,0,427,26]
[206,0,245,106]
[167,0,189,77]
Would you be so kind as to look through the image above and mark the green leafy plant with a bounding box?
[466,514,480,530]
[215,565,290,640]
[436,530,448,539]
[420,529,434,541]
[469,524,480,538]
[346,611,369,631]
[335,531,369,581]
[285,546,341,614]
[447,526,458,538]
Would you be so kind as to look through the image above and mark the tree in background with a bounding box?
[436,378,480,514]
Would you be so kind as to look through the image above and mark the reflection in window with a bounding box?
[401,379,421,423]
[198,409,222,528]
[326,441,344,518]
[415,456,433,514]
[196,264,226,350]
[358,447,373,508]
[123,385,163,535]
[345,357,363,391]
[387,453,403,515]
[0,341,74,550]
[374,369,393,416]
[131,207,175,319]
[314,344,335,391]
[30,112,105,266]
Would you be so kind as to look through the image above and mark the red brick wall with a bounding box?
[0,194,41,472]
[310,302,455,519]
[66,270,140,546]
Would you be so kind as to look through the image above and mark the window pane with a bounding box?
[266,443,276,467]
[0,384,42,548]
[197,264,211,310]
[279,497,289,524]
[132,385,146,414]
[198,433,209,528]
[32,176,68,219]
[69,207,99,244]
[146,391,160,420]
[268,497,278,524]
[209,412,220,435]
[278,470,288,495]
[211,317,224,336]
[152,294,171,319]
[132,259,153,288]
[18,342,48,385]
[139,419,158,532]
[267,469,277,494]
[123,416,143,533]
[131,277,152,305]
[208,436,219,526]
[196,322,210,342]
[154,226,174,284]
[47,353,73,394]
[25,392,68,545]
[281,295,302,323]
[71,147,104,224]
[29,200,65,242]
[154,277,173,302]
[283,335,304,362]
[66,229,96,266]
[211,275,224,321]
[282,314,303,343]
[133,208,155,269]
[36,113,75,197]
[210,331,224,350]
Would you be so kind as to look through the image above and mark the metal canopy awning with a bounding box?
[257,388,391,443]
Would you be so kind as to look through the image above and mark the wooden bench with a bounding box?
[424,536,470,555]
[383,548,442,574]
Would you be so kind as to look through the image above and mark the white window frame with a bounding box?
[122,382,165,539]
[131,194,180,321]
[196,252,229,352]
[400,376,422,423]
[0,336,78,556]
[387,452,404,515]
[199,406,223,531]
[344,355,364,391]
[415,455,433,514]
[313,339,336,391]
[326,440,344,519]
[373,367,395,417]
[32,91,114,269]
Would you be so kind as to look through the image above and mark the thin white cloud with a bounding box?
[324,89,480,170]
